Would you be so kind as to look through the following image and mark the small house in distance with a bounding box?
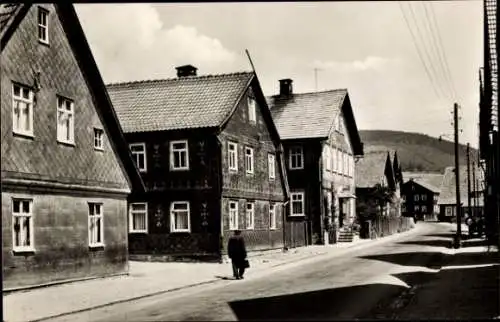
[401,173,442,221]
[268,79,364,246]
[106,65,289,262]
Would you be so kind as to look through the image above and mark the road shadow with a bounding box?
[228,283,407,321]
[215,275,238,280]
[392,263,500,319]
[359,251,448,269]
[398,239,452,248]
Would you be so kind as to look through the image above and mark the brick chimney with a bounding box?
[176,65,197,77]
[279,79,293,97]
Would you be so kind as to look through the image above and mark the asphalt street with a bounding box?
[44,222,494,321]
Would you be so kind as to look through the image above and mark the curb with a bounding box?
[25,227,420,322]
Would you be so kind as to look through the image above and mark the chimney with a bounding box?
[176,65,198,78]
[279,78,293,97]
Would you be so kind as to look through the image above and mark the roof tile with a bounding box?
[267,89,347,140]
[355,151,388,188]
[106,72,254,133]
[437,166,484,206]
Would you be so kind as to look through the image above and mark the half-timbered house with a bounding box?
[268,79,364,246]
[106,65,289,261]
[1,4,144,290]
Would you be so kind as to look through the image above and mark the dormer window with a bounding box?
[38,7,49,44]
[248,96,256,123]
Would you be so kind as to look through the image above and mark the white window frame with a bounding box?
[130,143,147,172]
[324,146,331,171]
[421,205,427,213]
[414,195,419,202]
[229,201,239,230]
[421,194,427,201]
[414,205,419,212]
[38,7,49,44]
[248,96,257,123]
[88,203,104,247]
[94,128,104,150]
[129,202,148,233]
[228,141,238,172]
[12,198,34,252]
[246,202,255,230]
[245,146,254,174]
[337,150,342,174]
[289,146,304,170]
[170,201,191,233]
[268,153,276,180]
[290,192,305,216]
[332,147,337,172]
[170,140,189,171]
[269,203,277,230]
[12,83,34,137]
[57,96,75,144]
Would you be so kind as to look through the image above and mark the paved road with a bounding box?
[46,222,463,321]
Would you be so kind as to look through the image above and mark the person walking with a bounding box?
[227,230,248,280]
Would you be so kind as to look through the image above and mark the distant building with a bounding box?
[1,4,143,289]
[437,166,484,222]
[268,80,364,246]
[401,177,441,221]
[106,65,289,261]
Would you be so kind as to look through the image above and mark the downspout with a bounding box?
[215,135,224,262]
[277,143,290,251]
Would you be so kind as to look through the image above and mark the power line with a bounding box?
[426,2,458,100]
[406,2,450,103]
[398,1,446,105]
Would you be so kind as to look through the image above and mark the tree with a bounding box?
[370,183,395,218]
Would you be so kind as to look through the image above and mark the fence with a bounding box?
[359,216,415,239]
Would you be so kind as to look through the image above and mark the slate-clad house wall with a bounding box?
[107,66,289,261]
[268,80,364,246]
[1,4,143,289]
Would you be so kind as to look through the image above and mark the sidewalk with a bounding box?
[3,226,423,322]
[394,238,500,320]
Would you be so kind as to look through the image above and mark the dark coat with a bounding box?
[227,235,247,260]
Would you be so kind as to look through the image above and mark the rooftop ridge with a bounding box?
[269,88,348,98]
[106,71,254,88]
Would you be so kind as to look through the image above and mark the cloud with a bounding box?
[76,4,237,82]
[312,56,394,73]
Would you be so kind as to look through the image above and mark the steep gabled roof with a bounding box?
[267,89,363,156]
[106,72,254,133]
[355,151,394,189]
[1,4,145,192]
[437,166,484,206]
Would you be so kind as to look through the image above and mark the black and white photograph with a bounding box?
[1,1,498,321]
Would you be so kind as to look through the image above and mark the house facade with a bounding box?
[355,151,396,219]
[1,4,143,289]
[106,66,289,261]
[268,80,364,246]
[438,166,484,222]
[401,179,440,221]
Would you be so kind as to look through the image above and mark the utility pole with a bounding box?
[473,160,477,218]
[454,103,462,248]
[467,143,472,220]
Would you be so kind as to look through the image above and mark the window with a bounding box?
[57,96,74,144]
[170,201,190,232]
[401,205,406,212]
[38,7,49,44]
[130,143,147,172]
[269,203,277,230]
[324,146,331,171]
[289,146,304,170]
[130,203,148,233]
[246,202,255,229]
[94,128,104,150]
[228,142,238,172]
[446,206,454,217]
[12,84,34,136]
[290,192,305,216]
[421,205,427,213]
[421,194,427,201]
[414,195,419,202]
[414,205,419,212]
[229,201,239,230]
[12,199,34,252]
[245,147,254,174]
[88,203,103,247]
[331,148,336,172]
[268,153,276,179]
[337,150,342,174]
[434,195,438,201]
[170,140,189,170]
[402,195,406,202]
[248,96,256,123]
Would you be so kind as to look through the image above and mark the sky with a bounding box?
[75,1,483,148]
